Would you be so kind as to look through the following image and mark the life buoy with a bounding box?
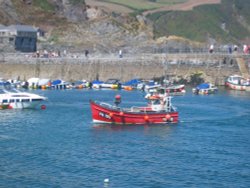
[148,95,161,100]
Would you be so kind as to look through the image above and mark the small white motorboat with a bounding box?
[0,79,47,109]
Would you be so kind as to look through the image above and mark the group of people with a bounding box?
[34,49,61,58]
[209,44,250,54]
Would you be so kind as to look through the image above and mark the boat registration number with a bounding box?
[99,112,111,119]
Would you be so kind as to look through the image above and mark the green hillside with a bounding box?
[148,0,250,43]
[103,0,188,10]
[2,0,249,46]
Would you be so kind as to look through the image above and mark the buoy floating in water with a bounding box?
[104,178,109,183]
[41,105,46,110]
[104,178,110,187]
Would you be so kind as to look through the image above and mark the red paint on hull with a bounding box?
[225,81,250,91]
[90,100,178,125]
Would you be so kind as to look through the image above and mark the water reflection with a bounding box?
[93,123,148,131]
[92,123,178,137]
[226,89,250,98]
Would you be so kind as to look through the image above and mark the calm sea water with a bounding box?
[0,88,250,188]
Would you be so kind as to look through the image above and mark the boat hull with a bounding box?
[225,81,250,91]
[0,93,46,109]
[8,101,44,109]
[192,88,218,95]
[148,84,186,96]
[0,104,10,110]
[90,100,178,125]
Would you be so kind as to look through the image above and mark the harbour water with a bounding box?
[0,88,250,187]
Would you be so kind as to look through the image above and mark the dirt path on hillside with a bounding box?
[85,0,221,15]
[143,0,221,15]
[85,0,133,14]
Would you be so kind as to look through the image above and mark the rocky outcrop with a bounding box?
[50,0,87,22]
[0,0,222,55]
[0,0,19,24]
[86,6,106,20]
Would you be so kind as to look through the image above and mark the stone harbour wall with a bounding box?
[0,53,249,85]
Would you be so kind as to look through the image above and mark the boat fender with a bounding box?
[165,114,171,120]
[41,105,46,110]
[119,111,124,116]
[144,115,149,121]
[109,113,113,118]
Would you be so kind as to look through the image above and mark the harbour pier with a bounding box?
[0,52,249,85]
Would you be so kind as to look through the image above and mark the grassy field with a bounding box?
[33,0,55,12]
[103,0,188,10]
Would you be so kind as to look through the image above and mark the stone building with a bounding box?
[0,24,37,52]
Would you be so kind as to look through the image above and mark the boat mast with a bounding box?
[164,95,172,112]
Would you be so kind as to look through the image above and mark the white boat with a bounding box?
[101,79,122,89]
[225,75,250,91]
[192,83,218,95]
[137,80,161,92]
[51,79,70,89]
[147,84,186,96]
[0,79,47,109]
[27,77,51,89]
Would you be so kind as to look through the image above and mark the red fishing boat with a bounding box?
[90,95,178,125]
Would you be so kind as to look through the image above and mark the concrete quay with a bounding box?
[0,53,249,85]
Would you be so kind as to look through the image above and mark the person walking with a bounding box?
[85,50,89,58]
[209,44,214,53]
[119,50,123,58]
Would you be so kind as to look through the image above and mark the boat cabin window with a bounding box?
[21,99,30,102]
[13,95,29,97]
[151,99,161,105]
[2,99,8,103]
[10,99,15,103]
[31,99,42,101]
[158,89,165,94]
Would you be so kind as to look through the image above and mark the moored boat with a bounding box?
[225,75,250,91]
[137,80,161,91]
[192,83,218,95]
[90,95,178,125]
[101,79,122,89]
[51,79,70,89]
[0,79,47,109]
[147,84,186,96]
